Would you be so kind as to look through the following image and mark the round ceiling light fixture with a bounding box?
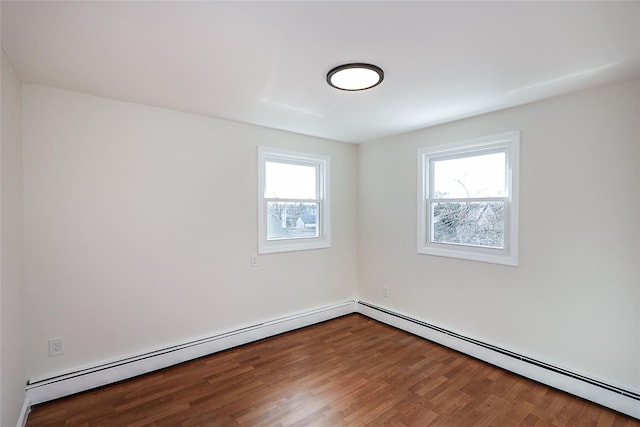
[327,63,384,91]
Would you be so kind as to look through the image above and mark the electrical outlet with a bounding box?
[383,286,390,298]
[48,337,64,357]
[250,254,258,267]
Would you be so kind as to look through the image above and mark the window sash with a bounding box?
[265,199,322,241]
[264,197,322,204]
[427,197,509,249]
[263,160,321,200]
[426,196,508,203]
[428,146,510,199]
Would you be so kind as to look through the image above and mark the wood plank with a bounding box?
[25,314,640,426]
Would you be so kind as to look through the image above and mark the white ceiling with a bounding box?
[2,1,639,143]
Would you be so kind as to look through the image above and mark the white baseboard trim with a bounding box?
[17,397,30,427]
[25,300,356,407]
[356,301,640,420]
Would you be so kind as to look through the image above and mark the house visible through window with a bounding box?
[418,131,519,266]
[258,147,330,254]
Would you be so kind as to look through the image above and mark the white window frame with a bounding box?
[258,146,330,254]
[417,131,520,266]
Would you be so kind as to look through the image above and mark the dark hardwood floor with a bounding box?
[26,314,639,426]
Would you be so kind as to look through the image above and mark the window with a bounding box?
[258,147,330,254]
[418,131,519,266]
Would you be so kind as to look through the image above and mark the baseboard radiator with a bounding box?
[21,299,639,424]
[24,300,356,407]
[357,300,639,420]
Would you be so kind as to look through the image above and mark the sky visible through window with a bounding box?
[433,152,506,198]
[265,161,317,199]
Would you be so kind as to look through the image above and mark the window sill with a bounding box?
[258,239,331,254]
[418,245,518,266]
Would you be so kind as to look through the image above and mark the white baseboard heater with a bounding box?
[25,301,356,407]
[357,300,639,420]
[20,299,639,425]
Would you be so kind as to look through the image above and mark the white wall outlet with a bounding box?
[48,337,64,357]
[383,286,390,298]
[250,254,258,267]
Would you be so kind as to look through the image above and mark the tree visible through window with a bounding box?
[418,131,519,266]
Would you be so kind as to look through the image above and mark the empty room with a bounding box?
[1,1,639,426]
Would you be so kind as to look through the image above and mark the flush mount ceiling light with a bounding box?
[327,63,384,91]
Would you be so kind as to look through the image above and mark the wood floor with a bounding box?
[26,314,639,427]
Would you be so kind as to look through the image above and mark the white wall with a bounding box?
[358,79,640,392]
[1,49,25,427]
[22,85,358,380]
[16,73,640,404]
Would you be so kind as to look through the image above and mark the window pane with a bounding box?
[431,201,504,248]
[265,161,317,199]
[433,152,506,198]
[267,202,319,240]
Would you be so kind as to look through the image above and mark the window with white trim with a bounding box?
[258,147,330,254]
[418,131,519,266]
